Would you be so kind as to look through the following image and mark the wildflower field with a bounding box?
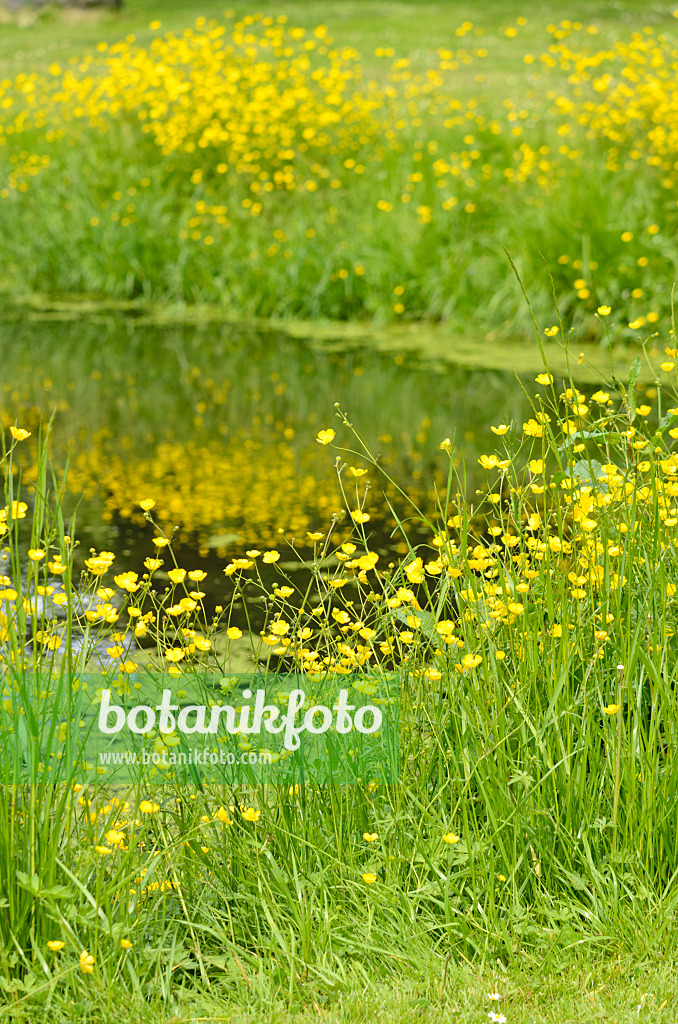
[0,0,677,337]
[4,1,678,1022]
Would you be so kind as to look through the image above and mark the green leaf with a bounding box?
[572,459,606,487]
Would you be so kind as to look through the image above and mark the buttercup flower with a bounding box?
[79,949,95,974]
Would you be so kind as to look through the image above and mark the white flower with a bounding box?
[487,1013,507,1024]
[488,992,502,1001]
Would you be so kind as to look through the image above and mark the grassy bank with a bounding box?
[0,1,677,338]
[3,324,678,1016]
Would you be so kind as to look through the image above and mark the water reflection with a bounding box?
[1,316,530,609]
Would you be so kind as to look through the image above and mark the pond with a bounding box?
[1,315,532,632]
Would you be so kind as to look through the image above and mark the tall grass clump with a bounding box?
[3,314,678,1017]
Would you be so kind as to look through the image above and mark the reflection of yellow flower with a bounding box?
[316,429,335,445]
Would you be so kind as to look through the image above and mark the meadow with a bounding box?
[3,1,678,1022]
[4,333,678,1021]
[0,0,677,340]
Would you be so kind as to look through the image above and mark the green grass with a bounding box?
[4,339,678,1017]
[0,0,677,338]
[0,0,669,79]
[4,958,678,1023]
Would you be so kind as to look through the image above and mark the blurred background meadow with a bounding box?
[3,2,678,1022]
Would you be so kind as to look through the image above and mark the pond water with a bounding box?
[1,316,531,630]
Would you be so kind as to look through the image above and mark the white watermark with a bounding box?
[98,687,382,751]
[99,747,274,768]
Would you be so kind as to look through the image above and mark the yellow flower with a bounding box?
[216,806,232,825]
[349,467,368,477]
[226,626,243,640]
[661,362,675,373]
[597,305,611,316]
[535,373,553,385]
[95,845,112,856]
[529,459,544,474]
[544,326,559,337]
[139,800,160,813]
[439,438,453,453]
[28,549,46,562]
[139,499,156,511]
[164,648,185,662]
[262,551,280,563]
[241,807,261,822]
[363,832,378,842]
[120,939,133,950]
[105,829,126,848]
[523,419,544,438]
[79,949,95,974]
[10,426,31,441]
[490,424,510,435]
[351,510,370,524]
[144,558,163,572]
[316,429,335,445]
[167,568,186,584]
[362,873,377,884]
[443,833,460,844]
[603,704,620,715]
[47,940,65,952]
